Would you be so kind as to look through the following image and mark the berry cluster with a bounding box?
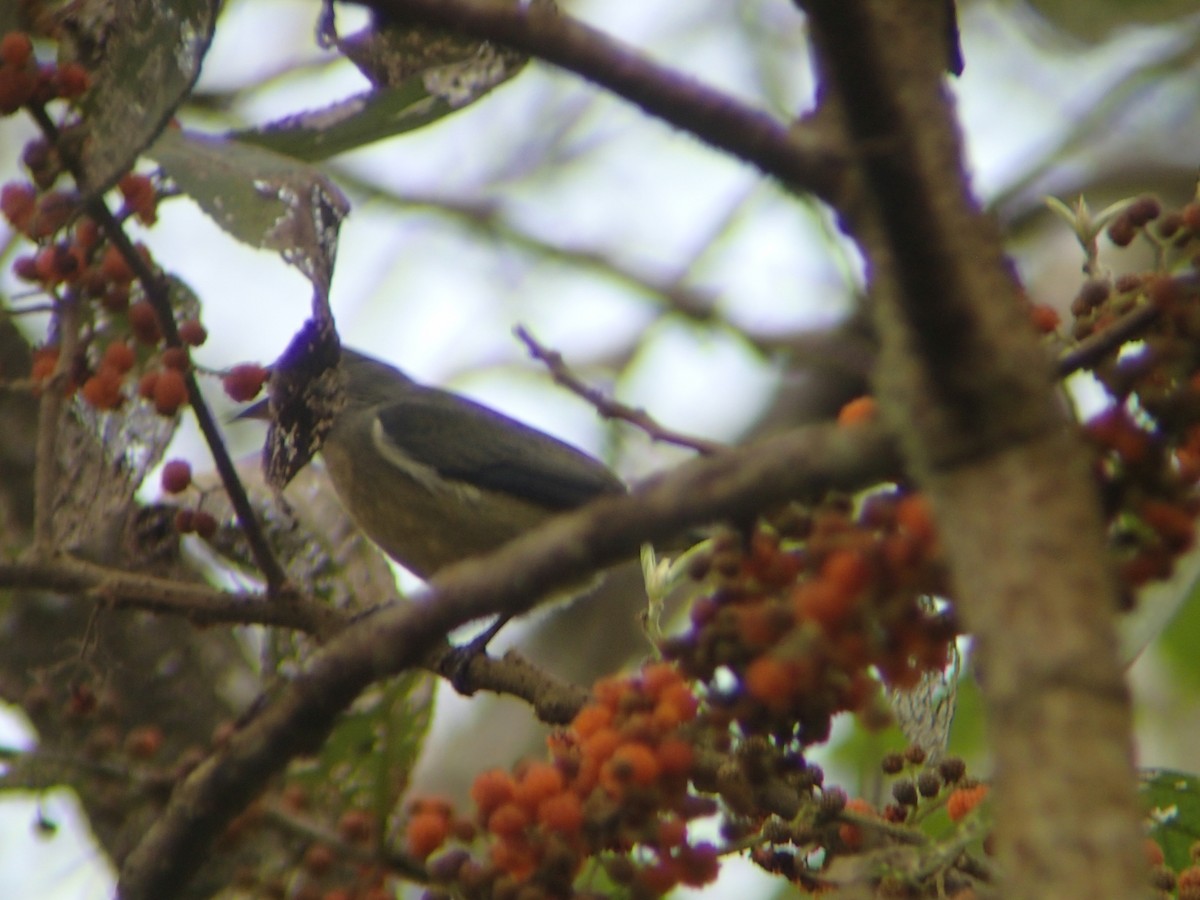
[1060,195,1200,594]
[406,662,716,899]
[666,487,954,747]
[0,31,89,115]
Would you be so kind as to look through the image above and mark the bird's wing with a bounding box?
[373,390,625,510]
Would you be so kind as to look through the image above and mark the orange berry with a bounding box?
[657,682,699,723]
[160,460,192,494]
[222,363,268,402]
[822,549,870,597]
[513,762,564,812]
[471,769,516,817]
[593,675,628,710]
[490,838,537,881]
[946,784,989,822]
[581,727,622,765]
[570,703,613,739]
[1179,865,1200,889]
[601,742,660,793]
[744,657,793,707]
[536,791,583,834]
[1143,837,1165,867]
[895,492,936,548]
[640,662,682,699]
[838,395,877,426]
[1028,303,1060,334]
[656,738,694,777]
[30,346,59,384]
[486,802,529,838]
[152,366,187,415]
[404,812,448,860]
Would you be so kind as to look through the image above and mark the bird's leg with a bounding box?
[437,613,514,693]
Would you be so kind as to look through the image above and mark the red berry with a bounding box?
[117,172,157,224]
[102,341,136,374]
[161,459,192,494]
[30,346,59,384]
[174,508,195,533]
[0,32,33,69]
[177,319,207,347]
[0,66,36,114]
[13,254,39,281]
[100,284,130,313]
[222,363,268,402]
[137,369,159,400]
[27,189,76,238]
[128,301,161,345]
[81,369,124,410]
[152,367,187,415]
[161,346,189,371]
[53,62,91,99]
[99,243,134,283]
[0,181,36,231]
[192,510,217,539]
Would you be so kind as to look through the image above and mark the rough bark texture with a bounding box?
[799,1,1146,897]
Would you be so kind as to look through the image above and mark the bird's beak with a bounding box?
[233,398,271,422]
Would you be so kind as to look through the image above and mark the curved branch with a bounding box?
[117,420,900,899]
[353,0,844,201]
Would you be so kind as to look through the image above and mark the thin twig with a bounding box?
[515,325,725,455]
[25,103,289,594]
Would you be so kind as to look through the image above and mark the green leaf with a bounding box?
[1140,769,1200,873]
[231,46,527,163]
[147,128,349,298]
[74,0,220,194]
[1155,565,1200,687]
[290,672,436,829]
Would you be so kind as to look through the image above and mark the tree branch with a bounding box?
[351,0,845,201]
[798,2,1146,898]
[117,420,900,899]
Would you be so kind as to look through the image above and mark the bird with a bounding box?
[309,347,627,580]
